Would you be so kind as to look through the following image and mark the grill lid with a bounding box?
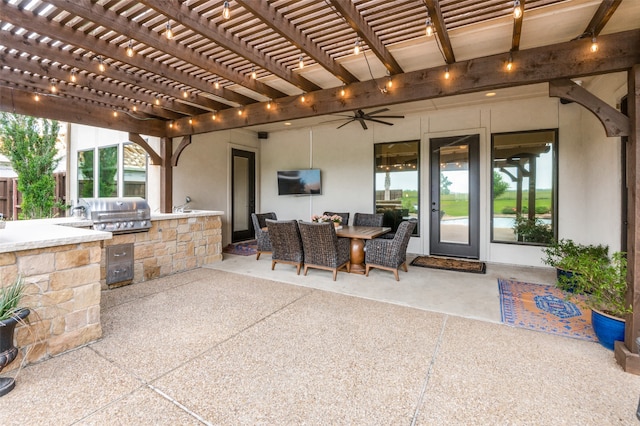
[77,197,151,233]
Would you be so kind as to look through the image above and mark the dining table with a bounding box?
[336,225,391,274]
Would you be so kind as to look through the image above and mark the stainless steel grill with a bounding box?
[77,197,151,234]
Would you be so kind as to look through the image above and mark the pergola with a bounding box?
[1,0,639,372]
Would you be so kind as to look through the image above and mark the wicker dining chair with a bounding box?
[251,212,277,260]
[353,212,383,227]
[266,219,304,274]
[323,211,350,227]
[298,221,350,280]
[364,220,416,281]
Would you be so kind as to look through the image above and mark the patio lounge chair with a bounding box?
[251,212,277,260]
[266,219,304,274]
[298,221,350,280]
[364,220,416,281]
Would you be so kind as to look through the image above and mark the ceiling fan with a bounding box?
[333,108,404,130]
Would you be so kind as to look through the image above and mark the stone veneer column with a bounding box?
[1,241,103,371]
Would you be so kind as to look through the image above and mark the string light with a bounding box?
[182,90,188,98]
[300,93,306,103]
[386,74,393,89]
[590,36,598,53]
[444,66,450,80]
[154,95,160,105]
[340,85,345,97]
[425,16,434,37]
[113,110,118,117]
[165,21,173,39]
[267,100,272,109]
[34,93,40,102]
[212,111,217,120]
[169,121,174,128]
[50,80,57,93]
[70,68,77,82]
[126,39,134,57]
[132,105,137,112]
[237,108,243,116]
[354,38,361,55]
[214,78,220,89]
[298,55,304,69]
[98,57,106,72]
[189,118,193,125]
[513,0,522,19]
[506,53,514,71]
[251,66,257,79]
[222,1,231,19]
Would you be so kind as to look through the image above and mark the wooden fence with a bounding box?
[0,173,66,220]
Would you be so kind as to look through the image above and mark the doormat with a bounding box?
[222,240,257,256]
[409,256,486,274]
[498,279,596,342]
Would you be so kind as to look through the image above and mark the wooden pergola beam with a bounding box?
[583,0,623,37]
[425,0,456,64]
[128,133,161,165]
[328,0,403,75]
[0,86,166,136]
[511,0,526,51]
[236,0,359,85]
[166,29,640,137]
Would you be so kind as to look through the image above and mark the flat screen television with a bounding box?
[277,169,321,195]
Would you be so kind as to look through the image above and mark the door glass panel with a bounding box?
[77,149,94,198]
[123,143,147,198]
[374,140,419,235]
[492,130,556,244]
[439,144,469,244]
[233,156,249,232]
[98,146,118,197]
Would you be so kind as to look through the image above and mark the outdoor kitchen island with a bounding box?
[0,209,223,371]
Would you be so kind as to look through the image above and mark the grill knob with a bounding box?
[129,222,134,227]
[141,220,147,226]
[100,224,106,230]
[115,222,121,228]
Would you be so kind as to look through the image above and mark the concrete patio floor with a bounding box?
[1,254,639,425]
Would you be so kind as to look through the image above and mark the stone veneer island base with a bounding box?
[0,211,223,372]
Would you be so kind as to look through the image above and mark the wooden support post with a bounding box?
[616,65,640,374]
[159,137,173,214]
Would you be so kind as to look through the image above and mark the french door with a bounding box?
[231,149,256,242]
[429,134,480,258]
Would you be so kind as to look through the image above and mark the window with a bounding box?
[123,143,147,197]
[374,140,419,235]
[77,149,94,198]
[98,145,118,197]
[491,130,557,244]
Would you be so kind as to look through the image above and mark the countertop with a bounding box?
[0,210,224,254]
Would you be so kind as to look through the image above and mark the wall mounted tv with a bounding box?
[277,169,322,196]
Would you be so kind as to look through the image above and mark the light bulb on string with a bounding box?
[165,21,173,39]
[267,100,272,110]
[425,16,434,37]
[34,93,40,102]
[298,55,304,69]
[251,66,256,79]
[513,0,522,19]
[50,80,57,93]
[300,93,306,103]
[126,40,134,57]
[340,85,345,97]
[214,78,220,89]
[444,66,450,80]
[506,53,514,71]
[590,36,598,53]
[70,68,77,82]
[222,1,231,19]
[354,38,361,55]
[154,96,160,105]
[212,111,217,120]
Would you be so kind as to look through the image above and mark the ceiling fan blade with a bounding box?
[365,108,389,116]
[337,119,355,129]
[359,119,368,130]
[367,118,394,126]
[370,115,404,119]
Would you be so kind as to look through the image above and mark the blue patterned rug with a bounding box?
[498,279,596,342]
[222,240,257,256]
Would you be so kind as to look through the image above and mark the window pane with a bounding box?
[123,143,147,198]
[98,146,118,197]
[374,140,419,235]
[492,130,556,244]
[77,149,94,198]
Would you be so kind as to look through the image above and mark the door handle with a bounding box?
[431,208,439,212]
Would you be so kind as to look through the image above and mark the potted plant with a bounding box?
[0,276,30,397]
[541,239,609,292]
[570,251,630,350]
[311,214,342,228]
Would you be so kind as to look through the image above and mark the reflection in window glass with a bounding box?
[123,143,147,197]
[98,146,118,197]
[374,140,419,235]
[492,130,557,244]
[77,149,94,198]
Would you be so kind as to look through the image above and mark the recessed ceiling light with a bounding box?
[485,92,496,97]
[284,122,292,126]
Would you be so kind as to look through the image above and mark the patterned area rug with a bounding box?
[498,279,596,342]
[410,256,486,274]
[222,240,257,256]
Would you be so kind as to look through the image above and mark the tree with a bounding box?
[440,173,452,195]
[493,170,510,199]
[0,113,61,219]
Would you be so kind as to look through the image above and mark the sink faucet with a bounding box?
[173,196,191,213]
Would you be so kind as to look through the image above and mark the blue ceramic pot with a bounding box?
[591,309,625,351]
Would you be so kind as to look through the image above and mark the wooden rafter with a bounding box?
[511,0,526,51]
[138,0,322,93]
[128,133,161,165]
[328,0,404,74]
[424,0,456,64]
[236,0,359,85]
[54,0,287,100]
[581,0,623,38]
